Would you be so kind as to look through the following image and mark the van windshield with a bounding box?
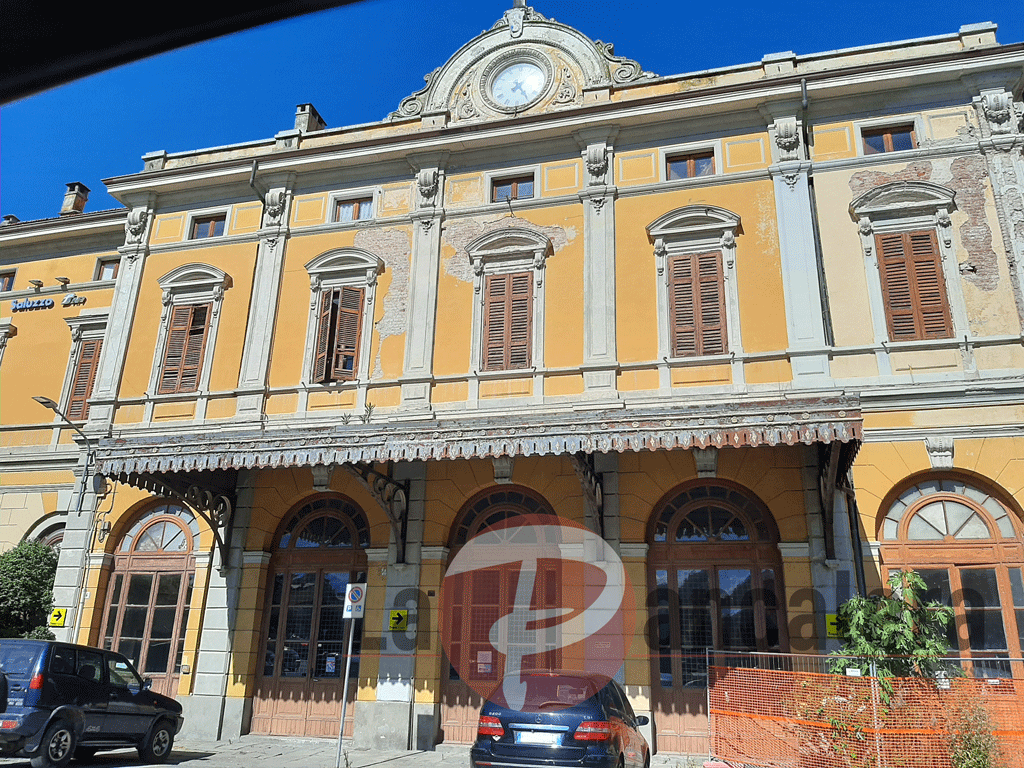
[0,642,43,676]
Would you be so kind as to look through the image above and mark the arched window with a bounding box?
[252,495,369,738]
[880,477,1024,677]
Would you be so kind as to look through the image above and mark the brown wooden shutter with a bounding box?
[877,231,952,341]
[669,252,726,357]
[312,290,334,383]
[158,304,211,394]
[332,286,364,380]
[482,272,532,371]
[67,339,102,421]
[508,273,532,369]
[482,274,509,371]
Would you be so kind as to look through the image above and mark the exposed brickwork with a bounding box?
[949,154,999,291]
[848,160,934,199]
[354,227,411,380]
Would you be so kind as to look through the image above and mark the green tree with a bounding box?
[0,539,58,639]
[830,569,954,680]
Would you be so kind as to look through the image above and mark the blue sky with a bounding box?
[2,0,1022,223]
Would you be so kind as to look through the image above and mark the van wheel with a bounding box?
[138,720,174,763]
[30,720,76,768]
[73,747,96,763]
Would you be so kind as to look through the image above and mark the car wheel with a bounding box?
[137,720,174,763]
[73,747,97,763]
[30,721,76,768]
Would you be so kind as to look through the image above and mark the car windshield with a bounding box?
[512,674,599,711]
[0,642,43,676]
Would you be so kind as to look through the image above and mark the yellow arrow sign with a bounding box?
[49,608,67,628]
[389,610,408,631]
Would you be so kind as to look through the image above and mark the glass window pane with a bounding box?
[337,202,354,222]
[694,156,714,176]
[357,200,373,220]
[761,569,778,609]
[721,608,756,648]
[916,502,947,535]
[117,639,142,670]
[288,572,317,605]
[77,650,104,683]
[281,641,309,677]
[155,574,181,605]
[211,218,225,236]
[493,183,512,202]
[719,569,753,608]
[150,607,176,638]
[891,129,915,151]
[961,569,1000,607]
[955,511,990,540]
[678,569,710,604]
[1010,569,1024,607]
[144,642,171,674]
[518,180,534,199]
[863,133,886,154]
[966,610,1006,651]
[679,607,713,646]
[121,607,148,638]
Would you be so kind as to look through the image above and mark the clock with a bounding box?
[489,61,547,108]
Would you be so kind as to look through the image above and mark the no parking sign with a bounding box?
[344,583,366,619]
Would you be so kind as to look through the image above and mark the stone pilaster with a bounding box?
[178,470,257,740]
[576,130,619,399]
[765,111,831,385]
[400,161,446,413]
[236,175,295,419]
[353,461,427,750]
[87,198,154,429]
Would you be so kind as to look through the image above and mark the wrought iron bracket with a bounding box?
[345,462,410,563]
[570,452,604,538]
[111,470,237,574]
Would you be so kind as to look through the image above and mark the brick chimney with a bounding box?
[294,103,327,133]
[60,182,90,215]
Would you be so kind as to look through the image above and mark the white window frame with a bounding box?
[328,187,380,224]
[647,205,743,390]
[465,227,551,404]
[659,141,721,182]
[485,165,541,206]
[184,206,230,241]
[300,248,384,411]
[850,181,967,374]
[145,264,231,420]
[855,116,923,157]
[59,309,109,424]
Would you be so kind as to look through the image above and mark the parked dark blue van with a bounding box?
[0,639,183,768]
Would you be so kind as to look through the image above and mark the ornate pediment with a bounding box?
[387,3,655,124]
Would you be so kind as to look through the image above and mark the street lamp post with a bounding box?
[33,395,96,641]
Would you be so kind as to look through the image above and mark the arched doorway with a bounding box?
[440,486,558,744]
[647,481,787,755]
[99,502,200,698]
[251,495,369,737]
[879,476,1024,677]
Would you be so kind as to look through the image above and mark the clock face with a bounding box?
[490,61,546,108]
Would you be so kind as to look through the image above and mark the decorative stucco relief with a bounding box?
[442,215,576,283]
[354,228,411,380]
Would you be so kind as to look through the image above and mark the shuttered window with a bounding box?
[312,286,364,383]
[158,304,211,394]
[876,230,953,341]
[482,272,532,371]
[67,339,102,420]
[668,251,727,357]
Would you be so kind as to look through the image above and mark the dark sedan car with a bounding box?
[470,670,650,768]
[0,639,184,768]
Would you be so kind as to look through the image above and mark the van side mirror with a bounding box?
[635,715,649,726]
[142,677,153,691]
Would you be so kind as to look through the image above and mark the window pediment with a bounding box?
[850,181,957,222]
[158,263,231,295]
[305,248,384,288]
[647,205,740,247]
[467,227,552,272]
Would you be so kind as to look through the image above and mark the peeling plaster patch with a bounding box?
[354,228,411,380]
[948,155,998,291]
[848,161,933,199]
[441,215,577,283]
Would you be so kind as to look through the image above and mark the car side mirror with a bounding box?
[142,677,153,691]
[635,715,649,726]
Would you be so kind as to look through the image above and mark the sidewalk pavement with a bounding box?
[2,736,708,768]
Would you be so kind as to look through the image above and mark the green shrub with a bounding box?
[0,539,58,639]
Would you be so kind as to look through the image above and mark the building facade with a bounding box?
[2,4,1024,756]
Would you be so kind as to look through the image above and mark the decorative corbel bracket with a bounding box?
[346,462,410,563]
[925,437,954,469]
[570,452,604,538]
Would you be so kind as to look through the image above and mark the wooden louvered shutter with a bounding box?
[332,286,364,380]
[67,339,102,420]
[482,272,533,371]
[159,304,210,394]
[483,274,509,371]
[508,273,532,369]
[312,290,334,383]
[877,231,952,341]
[670,252,726,357]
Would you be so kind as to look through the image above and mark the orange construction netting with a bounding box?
[708,665,1024,768]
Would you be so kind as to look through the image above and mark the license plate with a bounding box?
[515,730,558,745]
